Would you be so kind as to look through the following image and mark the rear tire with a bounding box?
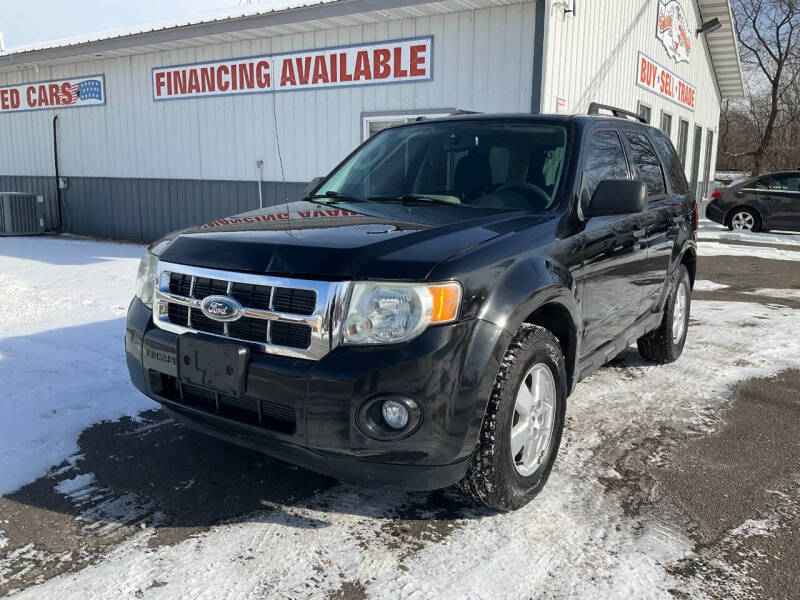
[459,324,567,511]
[637,265,691,364]
[728,208,761,232]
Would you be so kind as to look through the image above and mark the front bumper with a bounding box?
[125,298,508,490]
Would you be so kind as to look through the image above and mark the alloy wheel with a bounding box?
[510,363,556,476]
[731,211,755,231]
[672,280,689,345]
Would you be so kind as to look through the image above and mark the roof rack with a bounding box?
[587,102,647,124]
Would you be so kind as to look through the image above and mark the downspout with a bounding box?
[52,115,64,233]
[256,159,264,209]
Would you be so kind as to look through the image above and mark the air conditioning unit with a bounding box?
[0,193,46,236]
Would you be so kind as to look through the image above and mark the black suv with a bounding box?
[706,171,800,232]
[126,108,697,510]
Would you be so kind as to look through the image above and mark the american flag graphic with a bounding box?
[63,79,103,105]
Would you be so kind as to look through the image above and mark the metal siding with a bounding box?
[22,176,301,241]
[0,2,536,185]
[541,0,723,189]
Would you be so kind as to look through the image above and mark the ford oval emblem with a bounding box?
[200,295,244,322]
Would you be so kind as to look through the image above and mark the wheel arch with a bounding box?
[522,302,578,395]
[680,245,697,288]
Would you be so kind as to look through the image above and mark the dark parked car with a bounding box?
[706,171,800,232]
[126,107,697,510]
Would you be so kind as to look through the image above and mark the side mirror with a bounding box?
[585,180,647,218]
[303,176,324,197]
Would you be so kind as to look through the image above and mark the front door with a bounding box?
[754,173,800,230]
[577,128,647,358]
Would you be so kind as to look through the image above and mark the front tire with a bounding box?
[637,265,691,363]
[459,324,567,511]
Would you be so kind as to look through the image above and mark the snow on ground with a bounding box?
[2,233,800,599]
[698,242,800,261]
[8,296,800,599]
[697,220,800,260]
[698,220,800,246]
[745,288,800,301]
[54,473,97,498]
[0,237,157,496]
[692,280,730,292]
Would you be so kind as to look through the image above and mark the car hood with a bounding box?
[158,200,548,280]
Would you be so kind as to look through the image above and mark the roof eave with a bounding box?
[698,0,745,99]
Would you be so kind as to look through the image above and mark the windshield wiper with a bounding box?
[304,191,369,204]
[369,194,457,207]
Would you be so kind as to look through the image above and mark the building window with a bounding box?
[637,102,652,124]
[703,129,715,198]
[660,111,673,138]
[690,125,703,199]
[361,111,453,140]
[677,119,689,167]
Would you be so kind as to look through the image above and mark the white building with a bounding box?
[0,0,742,241]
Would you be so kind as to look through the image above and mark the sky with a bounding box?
[0,0,246,49]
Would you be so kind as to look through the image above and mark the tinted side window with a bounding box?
[755,174,800,192]
[625,131,666,197]
[650,129,690,194]
[583,130,629,199]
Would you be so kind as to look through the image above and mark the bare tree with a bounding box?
[733,0,800,175]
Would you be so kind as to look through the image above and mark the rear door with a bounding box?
[753,173,800,230]
[629,128,689,308]
[578,128,648,358]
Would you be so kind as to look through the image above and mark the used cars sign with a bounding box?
[151,36,432,101]
[0,75,105,113]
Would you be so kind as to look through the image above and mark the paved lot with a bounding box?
[1,223,799,599]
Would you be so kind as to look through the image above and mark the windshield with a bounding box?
[316,120,569,211]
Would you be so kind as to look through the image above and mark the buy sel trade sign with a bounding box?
[0,75,105,113]
[152,36,432,101]
[637,52,696,111]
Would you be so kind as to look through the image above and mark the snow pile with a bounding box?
[698,221,800,246]
[0,237,157,496]
[699,243,800,261]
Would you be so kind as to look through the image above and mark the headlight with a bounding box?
[134,251,159,309]
[342,281,462,345]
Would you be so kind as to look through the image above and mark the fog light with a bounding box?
[381,399,410,430]
[357,395,422,440]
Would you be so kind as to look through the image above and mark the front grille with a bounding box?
[271,321,312,348]
[152,372,296,435]
[165,271,314,347]
[192,276,228,299]
[273,288,316,315]
[153,261,346,361]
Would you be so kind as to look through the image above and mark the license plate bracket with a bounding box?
[176,335,249,397]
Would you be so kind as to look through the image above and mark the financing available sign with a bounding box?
[637,52,696,111]
[152,36,433,101]
[0,75,105,113]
